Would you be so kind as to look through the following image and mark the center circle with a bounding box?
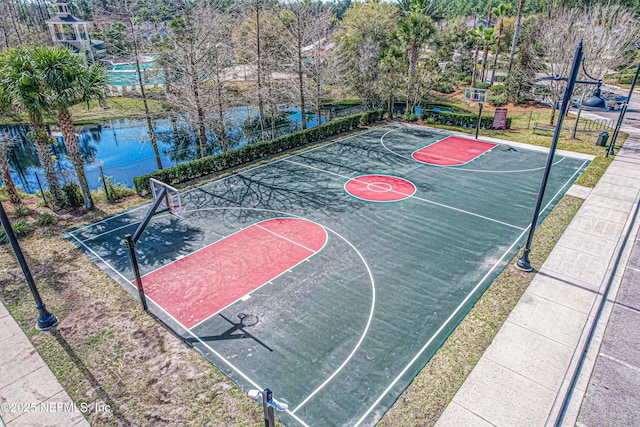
[344,174,416,203]
[367,182,393,192]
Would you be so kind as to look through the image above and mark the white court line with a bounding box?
[410,137,498,167]
[379,127,569,173]
[284,159,525,231]
[68,229,314,426]
[187,219,330,331]
[255,224,318,254]
[291,224,376,414]
[73,205,373,427]
[352,158,588,426]
[76,212,175,243]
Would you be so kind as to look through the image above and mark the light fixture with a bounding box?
[581,84,607,109]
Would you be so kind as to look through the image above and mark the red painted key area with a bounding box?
[137,217,327,328]
[412,136,496,166]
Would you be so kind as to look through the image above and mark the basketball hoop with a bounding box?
[150,178,185,219]
[464,87,488,105]
[464,87,488,140]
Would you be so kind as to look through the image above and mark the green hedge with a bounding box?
[133,110,385,195]
[420,110,512,130]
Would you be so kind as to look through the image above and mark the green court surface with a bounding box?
[67,124,589,426]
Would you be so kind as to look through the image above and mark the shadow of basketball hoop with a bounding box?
[188,313,272,352]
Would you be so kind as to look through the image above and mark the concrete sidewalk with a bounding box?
[0,301,89,427]
[436,118,640,425]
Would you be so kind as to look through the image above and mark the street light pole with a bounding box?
[516,42,584,272]
[607,61,640,157]
[0,201,58,330]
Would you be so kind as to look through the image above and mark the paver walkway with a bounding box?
[0,300,89,427]
[437,106,640,426]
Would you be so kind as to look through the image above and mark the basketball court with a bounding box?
[66,124,590,426]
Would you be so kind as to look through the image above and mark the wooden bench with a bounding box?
[532,122,555,134]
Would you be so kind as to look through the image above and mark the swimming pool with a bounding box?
[106,55,163,87]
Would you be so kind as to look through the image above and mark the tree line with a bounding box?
[1,0,639,212]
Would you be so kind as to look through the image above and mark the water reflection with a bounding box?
[0,106,324,193]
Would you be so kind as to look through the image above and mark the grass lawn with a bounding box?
[0,97,170,126]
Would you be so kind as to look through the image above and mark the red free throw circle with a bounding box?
[344,174,416,202]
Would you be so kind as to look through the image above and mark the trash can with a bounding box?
[596,131,609,147]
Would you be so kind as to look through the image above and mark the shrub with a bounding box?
[133,110,386,195]
[490,84,505,94]
[36,212,55,226]
[95,176,136,202]
[456,74,472,85]
[420,110,512,129]
[487,94,508,107]
[433,82,455,93]
[475,82,491,90]
[0,220,33,244]
[14,204,30,217]
[63,182,84,207]
[404,113,419,122]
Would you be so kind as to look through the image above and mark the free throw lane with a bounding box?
[412,135,497,166]
[138,217,327,329]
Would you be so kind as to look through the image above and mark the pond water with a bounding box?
[0,106,325,194]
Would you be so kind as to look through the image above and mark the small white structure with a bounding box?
[46,1,105,63]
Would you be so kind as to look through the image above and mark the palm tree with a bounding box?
[480,26,495,84]
[468,23,483,87]
[490,3,511,85]
[32,46,107,210]
[395,7,436,115]
[0,134,22,207]
[0,48,65,206]
[508,0,526,73]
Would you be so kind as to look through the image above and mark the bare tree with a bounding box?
[124,0,163,169]
[539,5,640,124]
[234,3,289,140]
[579,3,640,80]
[278,0,312,130]
[160,4,237,157]
[304,7,332,125]
[539,7,582,124]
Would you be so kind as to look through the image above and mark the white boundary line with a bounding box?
[285,159,525,231]
[380,127,570,173]
[352,158,588,426]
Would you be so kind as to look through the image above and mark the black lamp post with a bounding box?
[607,61,640,157]
[0,201,58,330]
[516,42,584,272]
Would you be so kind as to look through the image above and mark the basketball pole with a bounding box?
[475,102,484,139]
[124,188,168,311]
[516,42,583,272]
[0,200,58,330]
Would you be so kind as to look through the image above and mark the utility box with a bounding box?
[596,131,609,147]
